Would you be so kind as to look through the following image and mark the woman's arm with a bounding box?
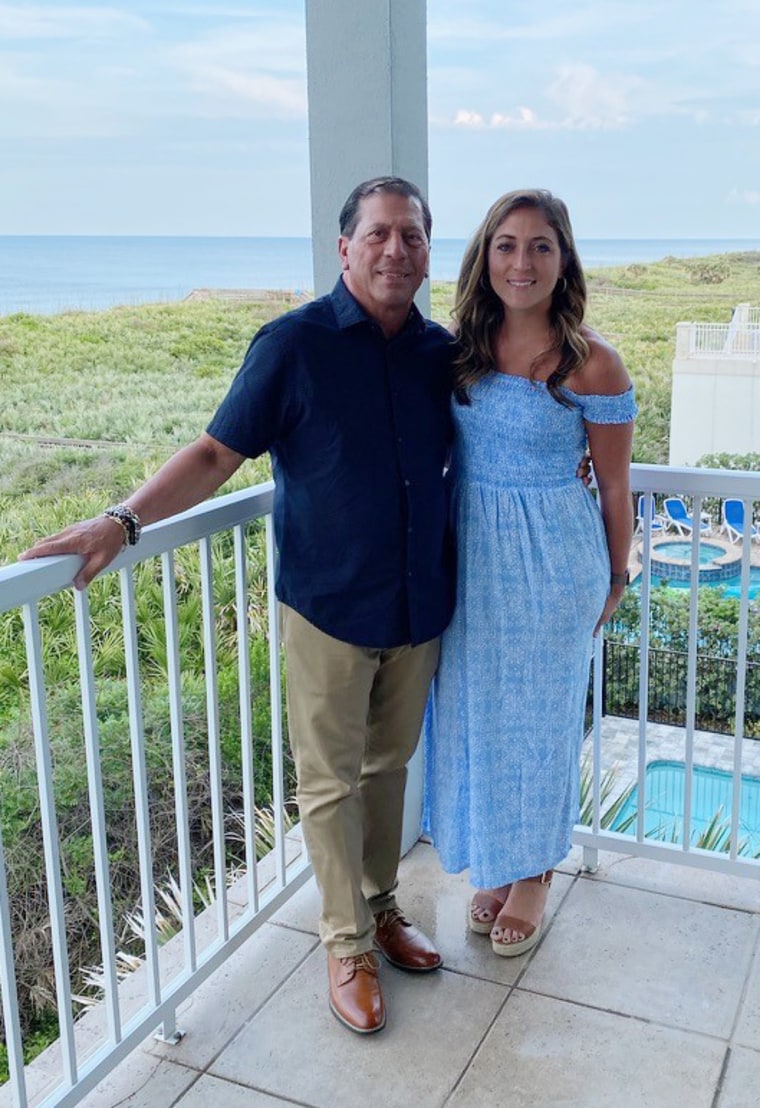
[580,337,635,633]
[587,419,634,632]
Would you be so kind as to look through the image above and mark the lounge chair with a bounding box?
[663,497,712,537]
[721,498,760,543]
[634,494,666,535]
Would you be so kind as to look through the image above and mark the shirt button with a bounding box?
[404,479,411,487]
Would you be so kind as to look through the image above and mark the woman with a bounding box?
[424,189,635,956]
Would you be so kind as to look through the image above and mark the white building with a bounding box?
[669,303,760,465]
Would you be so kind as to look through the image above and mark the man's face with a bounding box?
[338,192,429,328]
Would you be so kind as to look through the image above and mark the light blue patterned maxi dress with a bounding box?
[423,373,637,888]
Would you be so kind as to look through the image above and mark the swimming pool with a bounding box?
[644,567,760,599]
[637,536,760,597]
[654,541,725,565]
[610,759,760,854]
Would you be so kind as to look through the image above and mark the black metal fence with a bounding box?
[598,641,760,737]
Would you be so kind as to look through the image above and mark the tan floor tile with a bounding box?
[78,1056,200,1108]
[718,1045,760,1107]
[583,849,760,912]
[148,922,318,1068]
[734,942,760,1048]
[176,1074,295,1106]
[269,873,322,934]
[522,879,756,1036]
[450,990,725,1108]
[210,945,507,1108]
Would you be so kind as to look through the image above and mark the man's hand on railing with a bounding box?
[17,434,248,591]
[18,515,128,590]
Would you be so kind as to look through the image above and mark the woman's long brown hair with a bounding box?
[454,189,588,406]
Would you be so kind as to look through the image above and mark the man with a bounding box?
[21,177,455,1035]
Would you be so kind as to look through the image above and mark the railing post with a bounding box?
[0,823,27,1107]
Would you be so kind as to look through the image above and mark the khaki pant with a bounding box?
[281,605,440,958]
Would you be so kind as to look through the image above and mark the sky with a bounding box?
[1,1,759,239]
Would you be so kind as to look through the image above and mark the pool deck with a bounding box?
[590,716,760,786]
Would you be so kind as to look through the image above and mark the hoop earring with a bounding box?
[557,276,568,295]
[479,273,491,293]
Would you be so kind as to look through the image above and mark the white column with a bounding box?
[304,0,430,314]
[304,0,430,852]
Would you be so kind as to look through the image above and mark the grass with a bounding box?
[0,294,300,560]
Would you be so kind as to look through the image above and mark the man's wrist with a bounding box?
[610,569,630,587]
[104,504,142,546]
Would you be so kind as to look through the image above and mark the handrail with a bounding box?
[0,482,275,613]
[0,478,312,1108]
[685,321,760,358]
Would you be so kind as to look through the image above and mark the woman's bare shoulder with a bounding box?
[573,326,631,395]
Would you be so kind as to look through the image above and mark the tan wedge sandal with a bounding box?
[468,886,511,935]
[490,871,552,957]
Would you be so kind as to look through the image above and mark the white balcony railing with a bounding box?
[0,482,312,1108]
[1,464,760,1105]
[581,463,760,877]
[687,322,760,358]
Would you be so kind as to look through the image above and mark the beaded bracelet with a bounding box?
[103,504,142,546]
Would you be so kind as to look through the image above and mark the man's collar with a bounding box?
[330,276,425,335]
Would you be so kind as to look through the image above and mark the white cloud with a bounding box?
[0,58,63,102]
[451,106,556,132]
[491,107,547,130]
[545,64,639,129]
[428,12,596,43]
[188,64,306,117]
[446,62,637,133]
[452,109,485,129]
[0,3,148,38]
[167,22,307,118]
[441,62,708,134]
[728,188,760,205]
[428,4,659,47]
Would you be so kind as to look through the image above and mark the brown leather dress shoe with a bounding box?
[327,952,386,1034]
[373,907,442,972]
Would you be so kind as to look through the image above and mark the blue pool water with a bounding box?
[610,760,760,853]
[649,567,760,599]
[636,566,760,599]
[653,541,725,564]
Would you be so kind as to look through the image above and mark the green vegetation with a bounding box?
[1,295,308,558]
[2,256,760,1073]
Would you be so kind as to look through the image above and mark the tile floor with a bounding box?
[8,719,760,1107]
[61,837,760,1108]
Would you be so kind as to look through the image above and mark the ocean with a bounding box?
[1,235,758,316]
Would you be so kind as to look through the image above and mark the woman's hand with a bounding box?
[576,450,593,487]
[593,583,626,636]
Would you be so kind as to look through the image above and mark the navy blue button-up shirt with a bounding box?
[207,278,456,648]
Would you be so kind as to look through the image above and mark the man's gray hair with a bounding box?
[339,177,432,241]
